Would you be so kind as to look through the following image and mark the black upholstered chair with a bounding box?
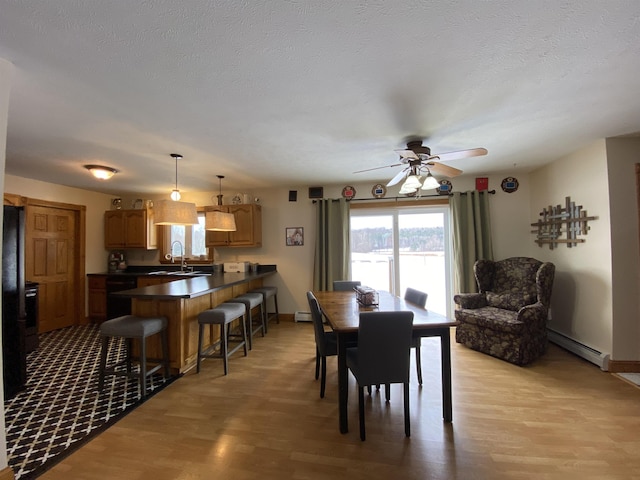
[332,280,361,291]
[404,288,428,385]
[346,311,414,441]
[307,291,337,398]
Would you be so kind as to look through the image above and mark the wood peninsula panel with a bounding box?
[127,272,273,374]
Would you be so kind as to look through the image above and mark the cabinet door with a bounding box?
[124,210,147,248]
[229,204,262,246]
[87,276,107,320]
[104,211,125,248]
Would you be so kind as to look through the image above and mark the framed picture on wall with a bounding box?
[286,227,304,246]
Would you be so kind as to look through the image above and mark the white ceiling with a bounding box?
[1,1,640,196]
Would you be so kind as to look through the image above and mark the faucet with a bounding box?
[170,240,185,272]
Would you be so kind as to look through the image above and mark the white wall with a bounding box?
[529,141,614,356]
[605,137,640,360]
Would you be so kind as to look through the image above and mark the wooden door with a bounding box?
[25,204,80,332]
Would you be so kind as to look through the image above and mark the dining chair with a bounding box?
[307,291,337,398]
[404,287,428,386]
[332,280,361,291]
[346,311,414,441]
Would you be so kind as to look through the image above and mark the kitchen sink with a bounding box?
[166,271,210,276]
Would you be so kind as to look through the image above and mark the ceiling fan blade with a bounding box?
[431,147,488,162]
[353,162,403,174]
[386,168,409,187]
[427,161,463,178]
[394,149,420,161]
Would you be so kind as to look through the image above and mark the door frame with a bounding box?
[18,195,87,329]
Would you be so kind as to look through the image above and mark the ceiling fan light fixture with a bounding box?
[402,174,422,190]
[399,182,418,195]
[84,164,118,180]
[421,172,441,190]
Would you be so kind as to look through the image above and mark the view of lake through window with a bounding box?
[350,208,451,316]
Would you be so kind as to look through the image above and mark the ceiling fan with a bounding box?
[355,139,488,193]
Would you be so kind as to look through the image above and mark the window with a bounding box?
[350,205,452,317]
[160,210,210,263]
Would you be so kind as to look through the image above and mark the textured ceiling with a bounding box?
[1,1,640,196]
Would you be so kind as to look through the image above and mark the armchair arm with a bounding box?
[453,293,487,309]
[517,302,548,333]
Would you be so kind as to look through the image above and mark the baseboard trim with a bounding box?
[608,360,640,373]
[0,466,16,480]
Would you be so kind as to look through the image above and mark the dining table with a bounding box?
[313,289,458,434]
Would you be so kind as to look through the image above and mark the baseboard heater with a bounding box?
[294,311,312,322]
[547,329,610,371]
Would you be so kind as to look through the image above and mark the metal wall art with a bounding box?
[531,196,597,249]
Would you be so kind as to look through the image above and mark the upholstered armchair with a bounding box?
[453,257,555,366]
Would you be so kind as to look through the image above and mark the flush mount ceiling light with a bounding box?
[205,210,237,231]
[84,164,118,180]
[170,153,183,201]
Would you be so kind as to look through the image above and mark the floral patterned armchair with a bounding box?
[453,257,555,366]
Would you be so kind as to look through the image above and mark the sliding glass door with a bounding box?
[350,206,451,316]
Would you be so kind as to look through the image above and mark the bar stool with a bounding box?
[98,315,170,400]
[249,286,279,333]
[197,303,248,375]
[226,292,265,350]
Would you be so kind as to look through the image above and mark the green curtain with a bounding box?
[313,198,351,291]
[451,191,494,293]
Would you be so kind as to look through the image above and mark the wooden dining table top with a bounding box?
[312,290,458,333]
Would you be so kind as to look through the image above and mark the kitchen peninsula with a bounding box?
[112,267,277,374]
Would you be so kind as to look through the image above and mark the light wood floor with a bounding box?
[40,320,640,480]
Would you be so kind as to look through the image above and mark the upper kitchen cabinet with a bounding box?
[205,204,262,247]
[104,208,157,249]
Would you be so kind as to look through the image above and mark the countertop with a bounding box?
[88,264,276,277]
[110,269,277,300]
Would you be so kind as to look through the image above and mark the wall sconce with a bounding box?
[205,211,236,231]
[84,164,118,180]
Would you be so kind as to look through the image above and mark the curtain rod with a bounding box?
[349,189,496,202]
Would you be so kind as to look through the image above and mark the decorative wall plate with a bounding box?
[342,185,356,200]
[371,183,387,198]
[437,180,452,195]
[501,177,519,193]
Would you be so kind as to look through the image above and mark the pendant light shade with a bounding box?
[154,199,199,225]
[205,211,237,231]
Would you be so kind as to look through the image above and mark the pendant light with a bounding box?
[205,174,237,231]
[170,153,182,201]
[154,153,199,225]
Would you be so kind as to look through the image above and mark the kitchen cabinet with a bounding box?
[87,275,107,321]
[205,204,262,247]
[104,208,157,249]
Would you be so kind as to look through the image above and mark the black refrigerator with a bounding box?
[2,205,27,400]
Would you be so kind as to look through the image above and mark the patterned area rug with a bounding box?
[4,324,178,480]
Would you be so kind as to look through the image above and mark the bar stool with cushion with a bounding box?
[98,315,170,400]
[226,292,265,350]
[197,303,248,375]
[249,286,279,333]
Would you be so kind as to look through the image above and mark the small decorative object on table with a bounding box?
[355,286,379,307]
